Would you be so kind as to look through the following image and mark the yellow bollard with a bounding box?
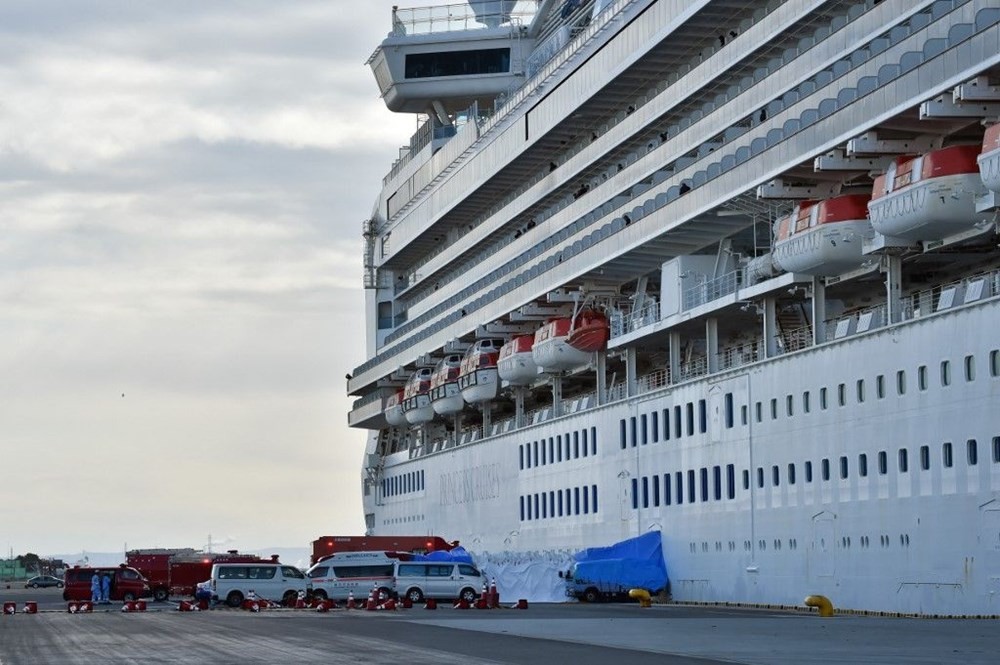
[628,588,651,608]
[804,594,834,617]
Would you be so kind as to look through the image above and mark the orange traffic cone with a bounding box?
[365,588,376,611]
[347,591,356,610]
[490,578,500,608]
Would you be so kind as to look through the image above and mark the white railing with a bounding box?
[391,2,536,36]
[682,269,743,310]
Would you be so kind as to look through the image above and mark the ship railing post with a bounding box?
[811,277,826,345]
[885,255,903,323]
[706,318,719,374]
[763,297,778,358]
[625,348,637,398]
[596,351,607,405]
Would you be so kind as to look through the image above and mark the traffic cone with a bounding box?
[3,602,15,615]
[489,578,500,608]
[346,591,356,610]
[365,588,376,611]
[402,597,413,609]
[454,598,470,610]
[515,598,528,610]
[425,598,437,610]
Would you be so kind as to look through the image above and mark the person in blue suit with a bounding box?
[90,571,101,603]
[101,572,111,604]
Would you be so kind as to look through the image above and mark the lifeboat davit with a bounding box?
[978,123,1000,194]
[458,339,503,403]
[430,354,464,416]
[532,318,593,372]
[868,144,989,241]
[497,335,537,385]
[566,309,609,352]
[402,367,435,424]
[771,194,873,276]
[385,389,406,427]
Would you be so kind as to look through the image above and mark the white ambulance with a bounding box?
[305,551,397,602]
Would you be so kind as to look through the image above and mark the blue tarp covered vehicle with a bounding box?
[410,546,475,564]
[564,532,669,602]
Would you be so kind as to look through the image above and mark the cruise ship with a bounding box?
[348,0,1000,615]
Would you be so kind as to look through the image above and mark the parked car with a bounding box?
[394,561,482,603]
[209,561,309,607]
[25,575,63,589]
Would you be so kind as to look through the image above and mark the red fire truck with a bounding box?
[126,549,271,601]
[310,536,455,565]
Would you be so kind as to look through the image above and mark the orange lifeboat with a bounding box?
[497,335,537,385]
[868,144,990,241]
[771,194,873,276]
[532,318,593,372]
[402,367,434,424]
[385,389,406,427]
[566,309,610,353]
[458,339,503,404]
[979,124,1000,194]
[430,354,464,416]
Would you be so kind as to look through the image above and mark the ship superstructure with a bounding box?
[348,0,1000,615]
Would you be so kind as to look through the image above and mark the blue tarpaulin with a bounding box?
[412,546,474,564]
[572,532,668,592]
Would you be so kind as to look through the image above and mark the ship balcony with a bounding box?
[368,3,536,114]
[349,392,389,430]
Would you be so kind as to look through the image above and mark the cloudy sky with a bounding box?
[0,1,416,556]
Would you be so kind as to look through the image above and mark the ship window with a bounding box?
[651,412,659,441]
[770,398,777,420]
[786,395,793,416]
[875,375,885,399]
[543,438,549,465]
[592,485,598,513]
[858,454,868,477]
[573,431,579,458]
[557,491,563,517]
[898,448,909,473]
[856,379,865,403]
[772,465,780,486]
[533,440,538,466]
[699,400,707,433]
[700,468,709,501]
[686,402,695,436]
[742,469,749,491]
[574,487,580,514]
[755,401,763,422]
[918,365,928,390]
[404,48,511,79]
[940,360,951,386]
[837,383,846,406]
[557,435,562,462]
[802,391,810,413]
[581,429,588,457]
[591,427,597,455]
[542,492,548,519]
[878,451,887,475]
[619,419,627,449]
[583,485,589,514]
[520,496,525,521]
[663,409,671,440]
[664,473,672,505]
[788,463,796,485]
[631,479,638,509]
[943,442,953,468]
[688,469,696,503]
[674,405,682,438]
[642,477,649,508]
[991,350,999,377]
[741,405,748,425]
[920,445,930,470]
[840,456,848,479]
[526,496,531,520]
[993,437,1000,463]
[821,458,830,481]
[897,370,906,395]
[713,466,722,500]
[641,414,648,445]
[630,417,637,447]
[727,465,736,499]
[652,475,660,506]
[725,393,734,428]
[805,461,813,483]
[820,387,828,410]
[534,494,539,518]
[965,355,975,382]
[676,471,684,505]
[756,467,764,488]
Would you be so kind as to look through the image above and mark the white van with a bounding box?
[394,561,483,603]
[210,562,309,607]
[305,551,396,602]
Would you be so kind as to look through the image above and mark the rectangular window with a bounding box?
[674,405,682,438]
[918,365,928,391]
[700,468,708,502]
[725,393,734,428]
[821,458,830,481]
[534,493,539,519]
[652,474,660,506]
[591,427,597,455]
[557,435,563,462]
[676,471,684,505]
[856,379,865,403]
[631,478,638,510]
[651,412,659,442]
[742,469,750,491]
[519,445,524,470]
[840,456,848,479]
[897,370,906,395]
[965,355,976,382]
[526,496,532,520]
[920,445,930,470]
[755,401,763,422]
[943,442,953,468]
[878,450,888,475]
[802,391,810,413]
[898,448,909,473]
[582,487,589,514]
[642,477,649,508]
[858,453,868,477]
[619,419,627,450]
[687,469,696,503]
[542,438,548,465]
[533,441,538,467]
[592,485,598,513]
[574,431,580,458]
[991,350,999,377]
[549,490,555,518]
[876,374,885,399]
[786,395,793,417]
[805,461,813,483]
[558,491,563,517]
[713,466,722,500]
[941,360,951,387]
[727,464,736,499]
[756,467,764,488]
[520,496,525,521]
[741,405,748,426]
[994,436,1000,463]
[686,403,695,436]
[770,398,778,420]
[788,463,796,485]
[698,399,707,433]
[838,383,846,406]
[664,473,672,506]
[542,492,548,519]
[663,409,671,440]
[574,487,580,515]
[820,387,828,409]
[772,465,780,486]
[629,417,637,448]
[640,414,648,445]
